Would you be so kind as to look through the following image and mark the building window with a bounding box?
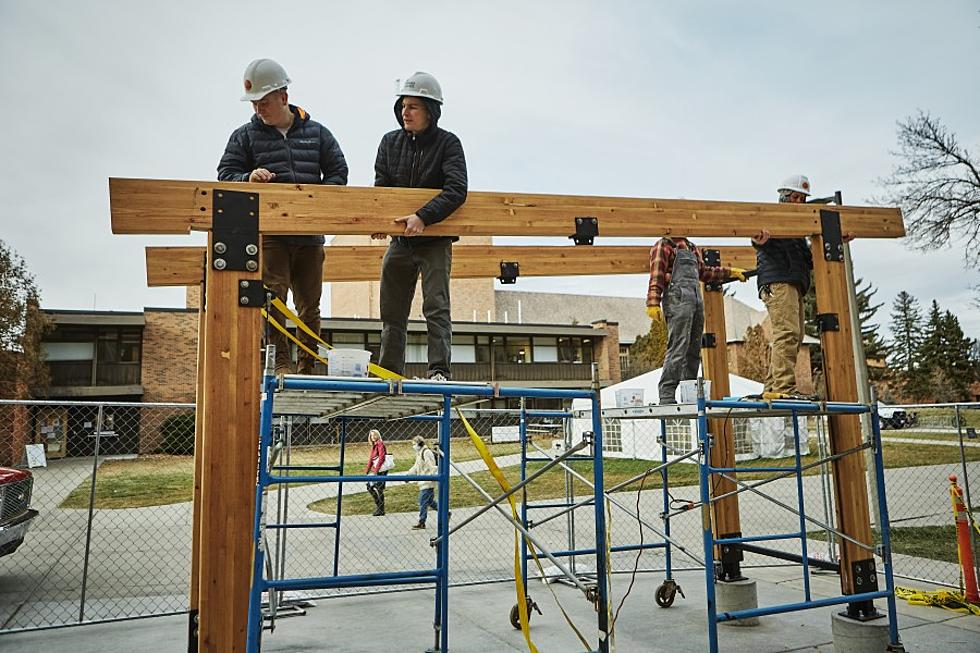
[602,418,623,453]
[505,336,531,363]
[665,418,691,453]
[558,337,581,363]
[733,418,753,456]
[475,335,492,364]
[532,337,558,362]
[366,333,381,360]
[406,334,427,363]
[452,335,476,363]
[331,332,366,350]
[619,346,631,375]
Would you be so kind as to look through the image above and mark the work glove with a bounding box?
[729,267,748,282]
[646,305,665,327]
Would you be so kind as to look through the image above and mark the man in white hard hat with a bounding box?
[371,72,468,381]
[751,175,814,399]
[218,59,348,375]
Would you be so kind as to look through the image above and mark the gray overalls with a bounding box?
[658,247,705,404]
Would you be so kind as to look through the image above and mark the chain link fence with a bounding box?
[0,399,976,634]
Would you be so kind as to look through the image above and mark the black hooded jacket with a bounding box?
[374,97,468,246]
[218,105,348,245]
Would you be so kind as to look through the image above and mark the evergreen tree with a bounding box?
[855,278,886,362]
[886,291,923,398]
[628,318,667,378]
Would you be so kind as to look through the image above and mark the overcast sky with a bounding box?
[1,1,977,339]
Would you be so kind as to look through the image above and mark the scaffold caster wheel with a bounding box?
[655,580,678,608]
[509,596,542,629]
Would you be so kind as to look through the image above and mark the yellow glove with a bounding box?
[729,267,748,282]
[646,305,665,326]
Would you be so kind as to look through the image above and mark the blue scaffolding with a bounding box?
[596,385,903,651]
[685,383,902,652]
[244,369,613,653]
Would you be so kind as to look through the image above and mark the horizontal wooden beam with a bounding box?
[146,245,759,287]
[112,178,905,239]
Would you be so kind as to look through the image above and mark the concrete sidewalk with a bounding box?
[2,568,978,652]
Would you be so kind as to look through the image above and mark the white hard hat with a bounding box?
[240,58,291,102]
[777,174,811,196]
[397,72,443,104]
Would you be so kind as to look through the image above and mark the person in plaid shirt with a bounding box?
[646,237,747,404]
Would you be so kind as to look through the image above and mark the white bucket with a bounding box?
[676,380,711,404]
[325,348,371,378]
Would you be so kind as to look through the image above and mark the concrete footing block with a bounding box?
[716,578,759,627]
[831,612,891,653]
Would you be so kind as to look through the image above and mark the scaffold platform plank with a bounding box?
[271,375,477,419]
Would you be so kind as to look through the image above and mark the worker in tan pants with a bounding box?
[752,175,814,399]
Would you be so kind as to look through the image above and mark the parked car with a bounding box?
[877,402,915,430]
[0,467,38,557]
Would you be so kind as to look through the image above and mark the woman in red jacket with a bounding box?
[365,429,388,516]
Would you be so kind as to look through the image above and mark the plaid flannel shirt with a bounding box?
[646,238,731,306]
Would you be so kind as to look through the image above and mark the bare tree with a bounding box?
[880,111,980,268]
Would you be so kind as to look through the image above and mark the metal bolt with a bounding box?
[246,260,259,272]
[214,258,227,270]
[240,280,250,288]
[240,296,250,305]
[245,243,258,255]
[214,242,227,254]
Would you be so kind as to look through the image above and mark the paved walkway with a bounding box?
[881,436,980,448]
[2,568,979,652]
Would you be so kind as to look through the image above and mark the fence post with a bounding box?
[954,404,979,587]
[78,403,104,623]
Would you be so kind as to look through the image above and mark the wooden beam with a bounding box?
[189,282,205,618]
[146,245,759,287]
[701,285,742,576]
[810,233,875,598]
[111,178,905,239]
[197,238,262,652]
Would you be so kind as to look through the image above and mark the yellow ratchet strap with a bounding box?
[457,410,592,651]
[266,297,403,380]
[895,586,980,616]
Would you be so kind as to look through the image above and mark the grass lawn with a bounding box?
[308,440,980,516]
[809,525,965,565]
[59,439,524,509]
[881,430,976,443]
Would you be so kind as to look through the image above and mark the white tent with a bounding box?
[570,368,809,462]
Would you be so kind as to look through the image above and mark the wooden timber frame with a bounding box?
[109,179,904,651]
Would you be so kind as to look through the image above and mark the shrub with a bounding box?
[157,413,196,456]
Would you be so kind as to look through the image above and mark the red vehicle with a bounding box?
[0,467,37,557]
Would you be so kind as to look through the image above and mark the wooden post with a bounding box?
[196,232,263,651]
[189,281,206,627]
[700,278,743,579]
[811,223,876,608]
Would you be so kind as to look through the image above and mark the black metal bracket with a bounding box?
[816,312,840,333]
[498,261,520,284]
[701,332,717,349]
[820,209,845,262]
[238,279,268,308]
[187,609,199,653]
[569,216,598,246]
[702,248,724,292]
[212,190,260,272]
[716,531,745,582]
[840,559,883,621]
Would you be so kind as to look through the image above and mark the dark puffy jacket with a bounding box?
[374,97,467,246]
[218,105,348,245]
[754,237,813,294]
